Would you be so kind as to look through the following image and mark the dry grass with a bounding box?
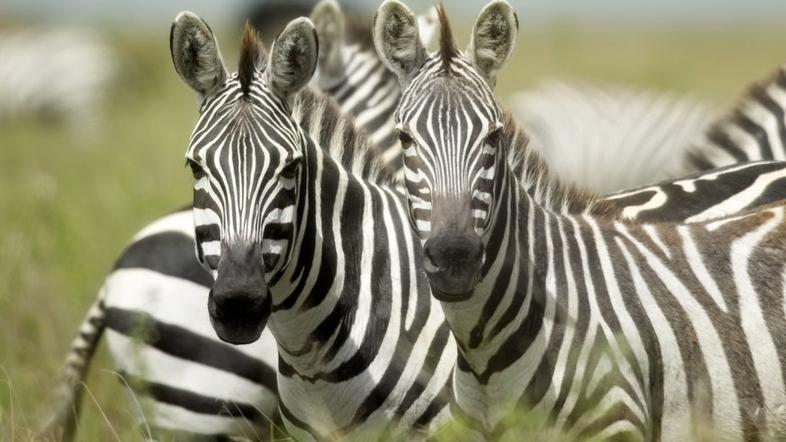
[1,24,786,440]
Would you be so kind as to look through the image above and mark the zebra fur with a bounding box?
[376,1,786,439]
[39,2,438,440]
[177,15,455,439]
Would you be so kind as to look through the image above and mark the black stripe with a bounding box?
[105,307,278,393]
[113,231,213,287]
[121,371,267,420]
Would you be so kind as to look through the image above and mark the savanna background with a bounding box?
[2,0,786,439]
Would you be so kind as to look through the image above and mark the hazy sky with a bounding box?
[4,0,786,28]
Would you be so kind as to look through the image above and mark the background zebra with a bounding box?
[510,80,716,194]
[510,56,786,196]
[375,1,786,439]
[0,27,115,130]
[174,14,454,439]
[39,1,439,440]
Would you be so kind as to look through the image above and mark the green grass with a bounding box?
[2,24,786,440]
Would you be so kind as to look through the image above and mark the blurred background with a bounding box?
[2,0,786,439]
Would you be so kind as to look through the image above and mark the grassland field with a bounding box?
[3,23,786,440]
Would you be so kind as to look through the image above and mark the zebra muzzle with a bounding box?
[422,231,484,301]
[207,242,272,344]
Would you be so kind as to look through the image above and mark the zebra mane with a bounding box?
[504,111,620,217]
[292,87,396,186]
[436,4,458,72]
[239,22,267,96]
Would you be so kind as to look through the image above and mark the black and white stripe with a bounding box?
[41,2,429,440]
[377,1,786,439]
[686,63,786,170]
[178,16,454,439]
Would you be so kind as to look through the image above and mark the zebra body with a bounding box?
[375,1,786,439]
[172,14,455,440]
[604,160,786,223]
[41,1,437,439]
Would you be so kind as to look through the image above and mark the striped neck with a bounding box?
[440,142,621,431]
[264,134,452,438]
[293,86,394,186]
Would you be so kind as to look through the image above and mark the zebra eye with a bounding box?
[186,159,206,179]
[280,158,301,180]
[484,127,503,146]
[398,130,414,147]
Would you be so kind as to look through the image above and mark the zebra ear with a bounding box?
[170,11,227,99]
[268,17,319,102]
[373,0,427,86]
[310,0,345,89]
[467,0,518,87]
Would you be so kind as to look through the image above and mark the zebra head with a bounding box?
[374,1,518,300]
[170,13,318,344]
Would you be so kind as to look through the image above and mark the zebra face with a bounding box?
[172,13,318,344]
[375,1,518,300]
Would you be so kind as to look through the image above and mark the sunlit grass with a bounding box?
[1,24,786,440]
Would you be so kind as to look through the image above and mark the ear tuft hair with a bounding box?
[468,0,519,87]
[170,11,227,98]
[238,22,267,96]
[373,0,427,86]
[268,17,319,102]
[436,4,457,72]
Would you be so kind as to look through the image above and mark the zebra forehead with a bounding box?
[398,57,499,115]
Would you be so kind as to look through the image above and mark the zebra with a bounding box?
[173,14,455,439]
[593,60,786,223]
[41,2,786,440]
[375,1,786,439]
[509,80,716,194]
[510,44,786,197]
[0,27,115,130]
[685,63,786,170]
[40,2,437,440]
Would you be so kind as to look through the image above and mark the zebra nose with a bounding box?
[209,283,271,345]
[208,242,271,344]
[422,232,484,301]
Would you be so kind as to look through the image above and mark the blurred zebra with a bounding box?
[594,64,786,222]
[0,27,114,129]
[685,64,786,169]
[511,49,786,198]
[40,2,437,441]
[376,1,786,439]
[173,15,453,438]
[510,80,716,194]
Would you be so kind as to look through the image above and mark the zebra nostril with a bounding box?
[423,242,440,274]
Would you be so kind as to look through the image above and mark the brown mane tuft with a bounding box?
[238,21,267,96]
[436,4,457,72]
